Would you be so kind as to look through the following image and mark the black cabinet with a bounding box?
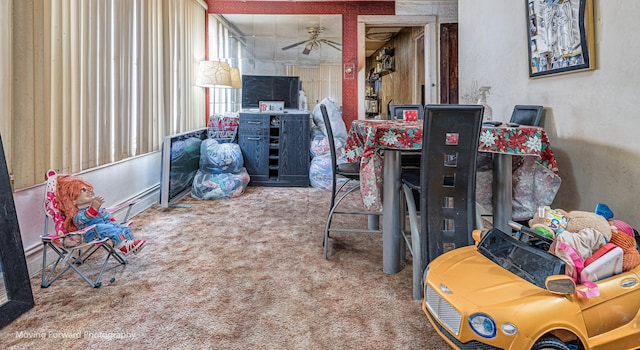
[239,111,310,187]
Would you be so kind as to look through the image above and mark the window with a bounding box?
[207,15,243,115]
[3,0,206,189]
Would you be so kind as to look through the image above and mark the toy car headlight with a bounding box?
[468,313,496,339]
[422,266,429,283]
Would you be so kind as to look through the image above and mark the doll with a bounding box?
[57,174,146,255]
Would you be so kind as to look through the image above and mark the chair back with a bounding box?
[510,105,543,126]
[420,104,483,263]
[43,169,67,237]
[389,104,424,120]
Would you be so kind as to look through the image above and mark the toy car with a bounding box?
[422,225,640,350]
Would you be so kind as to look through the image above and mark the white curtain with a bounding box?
[7,0,206,189]
[287,65,342,112]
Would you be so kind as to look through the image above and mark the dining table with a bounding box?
[344,119,561,274]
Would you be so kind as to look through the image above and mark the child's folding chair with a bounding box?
[40,169,135,288]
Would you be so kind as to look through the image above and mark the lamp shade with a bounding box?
[230,68,242,89]
[196,61,232,87]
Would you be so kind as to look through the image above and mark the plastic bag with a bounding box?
[169,137,202,198]
[207,113,239,143]
[312,98,347,145]
[310,127,330,158]
[191,167,250,200]
[199,139,244,174]
[309,155,358,192]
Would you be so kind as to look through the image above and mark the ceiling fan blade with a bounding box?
[321,39,342,46]
[281,39,310,51]
[320,40,342,51]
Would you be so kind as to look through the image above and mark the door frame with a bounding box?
[357,15,438,119]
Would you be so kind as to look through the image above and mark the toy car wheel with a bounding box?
[531,335,570,350]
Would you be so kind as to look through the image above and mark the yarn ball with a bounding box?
[609,230,640,272]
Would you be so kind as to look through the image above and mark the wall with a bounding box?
[459,0,640,228]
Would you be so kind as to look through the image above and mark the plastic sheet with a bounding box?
[309,155,356,191]
[310,127,330,158]
[199,139,244,174]
[191,167,250,200]
[312,98,347,146]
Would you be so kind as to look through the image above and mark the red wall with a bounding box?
[207,1,395,126]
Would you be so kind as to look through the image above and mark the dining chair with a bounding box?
[389,104,424,170]
[321,104,381,259]
[509,105,543,126]
[389,104,424,120]
[400,104,484,299]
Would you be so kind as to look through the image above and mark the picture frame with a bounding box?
[259,101,285,113]
[0,133,35,329]
[526,0,595,78]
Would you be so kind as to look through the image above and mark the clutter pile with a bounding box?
[191,114,250,200]
[529,204,639,295]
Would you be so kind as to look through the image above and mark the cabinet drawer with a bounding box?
[239,114,268,135]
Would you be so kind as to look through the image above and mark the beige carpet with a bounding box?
[0,186,449,349]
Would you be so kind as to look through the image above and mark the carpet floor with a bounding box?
[0,186,449,349]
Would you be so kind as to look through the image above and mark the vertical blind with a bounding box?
[3,0,206,189]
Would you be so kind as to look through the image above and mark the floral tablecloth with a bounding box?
[344,119,561,219]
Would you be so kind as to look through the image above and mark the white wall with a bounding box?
[459,0,640,228]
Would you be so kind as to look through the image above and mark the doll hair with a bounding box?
[56,175,94,233]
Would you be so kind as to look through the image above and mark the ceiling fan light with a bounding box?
[302,42,313,55]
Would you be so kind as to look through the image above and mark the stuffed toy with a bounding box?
[528,206,569,239]
[528,207,613,241]
[57,174,147,255]
[564,210,613,242]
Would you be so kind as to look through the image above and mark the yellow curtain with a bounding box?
[7,0,206,189]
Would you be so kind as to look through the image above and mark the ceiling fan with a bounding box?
[281,26,342,55]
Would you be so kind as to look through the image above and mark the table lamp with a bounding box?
[228,67,242,112]
[196,60,232,115]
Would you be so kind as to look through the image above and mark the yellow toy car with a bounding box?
[422,226,640,350]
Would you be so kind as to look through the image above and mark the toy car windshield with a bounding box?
[477,228,566,289]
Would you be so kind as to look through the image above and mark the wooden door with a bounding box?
[440,23,458,104]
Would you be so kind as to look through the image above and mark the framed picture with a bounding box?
[526,0,595,78]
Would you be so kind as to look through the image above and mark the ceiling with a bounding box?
[220,14,402,65]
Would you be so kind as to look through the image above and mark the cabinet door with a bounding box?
[279,115,310,181]
[238,114,270,182]
[239,134,269,181]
